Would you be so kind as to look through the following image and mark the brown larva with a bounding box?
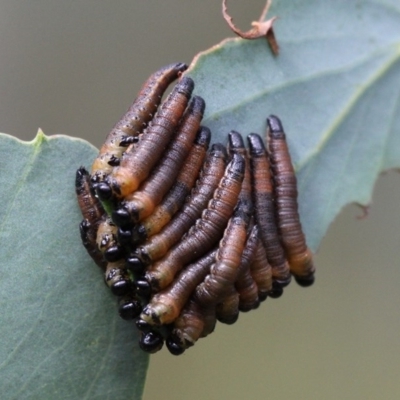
[216,286,240,325]
[75,167,107,269]
[96,76,194,201]
[194,201,249,306]
[165,299,206,355]
[139,249,217,326]
[234,224,260,311]
[129,126,211,246]
[141,153,245,293]
[127,143,226,272]
[266,115,315,287]
[91,62,187,184]
[247,133,291,288]
[112,95,205,227]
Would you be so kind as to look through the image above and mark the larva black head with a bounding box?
[247,133,266,156]
[229,152,245,176]
[136,278,152,297]
[75,166,89,194]
[117,226,133,246]
[104,245,124,263]
[167,61,188,75]
[110,279,132,297]
[176,76,195,97]
[139,331,164,354]
[294,274,315,287]
[126,255,146,275]
[119,135,138,148]
[131,224,148,245]
[210,142,228,159]
[217,313,239,325]
[191,95,206,116]
[112,207,133,228]
[136,319,152,333]
[118,297,142,320]
[267,115,285,139]
[166,335,185,356]
[195,126,212,147]
[95,182,113,201]
[228,130,245,151]
[258,292,268,302]
[107,155,120,167]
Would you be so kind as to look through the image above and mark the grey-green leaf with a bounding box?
[187,0,400,250]
[0,132,148,400]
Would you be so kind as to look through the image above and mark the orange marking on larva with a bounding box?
[114,96,205,226]
[132,126,211,242]
[266,115,315,286]
[248,133,291,287]
[91,62,187,183]
[105,76,194,199]
[194,202,249,306]
[131,143,226,266]
[139,249,216,326]
[145,153,245,292]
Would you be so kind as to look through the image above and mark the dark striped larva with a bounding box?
[127,143,226,272]
[195,201,249,306]
[76,65,316,356]
[266,115,315,286]
[130,126,211,245]
[143,153,245,292]
[112,96,205,227]
[96,77,194,201]
[91,62,187,184]
[139,249,217,326]
[248,133,291,288]
[75,167,107,269]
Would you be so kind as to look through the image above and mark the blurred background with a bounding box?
[0,1,399,399]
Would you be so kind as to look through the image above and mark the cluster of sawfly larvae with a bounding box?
[75,62,315,355]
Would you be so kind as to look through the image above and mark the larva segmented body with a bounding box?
[235,224,260,311]
[143,153,245,292]
[75,167,107,269]
[139,249,217,326]
[91,62,187,184]
[127,143,226,271]
[248,133,291,287]
[112,96,205,227]
[194,202,249,306]
[216,286,240,325]
[166,299,206,355]
[97,76,194,200]
[76,63,317,356]
[130,126,211,245]
[267,116,315,287]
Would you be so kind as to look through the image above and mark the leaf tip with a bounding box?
[32,128,49,147]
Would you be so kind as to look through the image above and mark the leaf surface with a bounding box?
[0,132,148,400]
[187,0,400,249]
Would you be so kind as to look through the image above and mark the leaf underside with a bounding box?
[0,1,399,399]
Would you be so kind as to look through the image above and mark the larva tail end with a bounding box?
[247,133,266,155]
[267,115,285,139]
[228,130,244,150]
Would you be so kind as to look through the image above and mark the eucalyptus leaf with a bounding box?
[187,0,400,250]
[0,132,148,400]
[0,1,400,399]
